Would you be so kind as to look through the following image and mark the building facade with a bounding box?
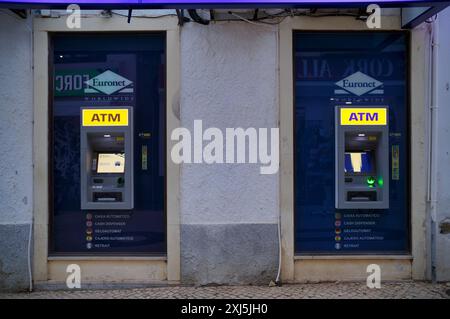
[0,5,449,291]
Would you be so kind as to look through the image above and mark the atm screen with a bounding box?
[345,152,374,174]
[97,153,125,174]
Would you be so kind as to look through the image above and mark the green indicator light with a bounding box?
[367,176,376,187]
[378,177,384,188]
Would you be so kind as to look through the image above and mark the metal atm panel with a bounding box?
[335,106,389,209]
[80,106,134,210]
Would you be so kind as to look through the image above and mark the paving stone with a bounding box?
[0,281,448,299]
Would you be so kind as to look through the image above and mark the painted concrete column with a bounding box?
[179,23,279,284]
[0,12,33,291]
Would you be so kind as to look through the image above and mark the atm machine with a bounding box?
[335,106,389,209]
[80,106,134,210]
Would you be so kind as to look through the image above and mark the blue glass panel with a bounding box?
[294,32,409,254]
[51,34,166,254]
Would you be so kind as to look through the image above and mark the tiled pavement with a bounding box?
[1,281,449,299]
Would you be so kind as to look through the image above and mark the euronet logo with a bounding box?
[171,120,279,175]
[84,70,133,95]
[335,71,383,96]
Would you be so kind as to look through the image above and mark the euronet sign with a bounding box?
[0,0,446,8]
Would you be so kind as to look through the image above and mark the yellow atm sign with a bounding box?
[340,108,387,126]
[82,109,129,127]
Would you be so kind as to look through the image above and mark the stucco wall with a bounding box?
[0,10,33,291]
[0,8,443,289]
[179,22,279,284]
[434,7,450,282]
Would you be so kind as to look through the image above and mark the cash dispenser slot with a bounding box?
[93,192,123,202]
[347,191,377,202]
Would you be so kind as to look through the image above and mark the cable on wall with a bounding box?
[187,9,210,25]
